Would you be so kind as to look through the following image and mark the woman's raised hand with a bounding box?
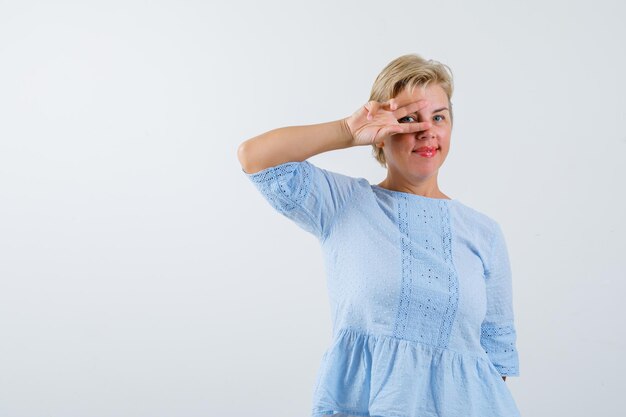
[343,98,432,147]
[239,96,435,174]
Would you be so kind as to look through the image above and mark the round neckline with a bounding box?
[371,184,455,202]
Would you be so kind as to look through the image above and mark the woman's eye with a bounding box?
[433,115,445,122]
[398,115,416,123]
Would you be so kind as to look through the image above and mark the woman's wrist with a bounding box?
[337,117,356,148]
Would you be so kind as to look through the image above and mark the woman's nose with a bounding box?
[418,128,436,140]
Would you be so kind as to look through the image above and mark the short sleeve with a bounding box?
[243,160,358,241]
[480,221,520,377]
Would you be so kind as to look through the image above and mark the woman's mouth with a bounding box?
[413,146,439,158]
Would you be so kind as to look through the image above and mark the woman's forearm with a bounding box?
[237,119,354,174]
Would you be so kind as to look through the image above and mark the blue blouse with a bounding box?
[244,160,521,417]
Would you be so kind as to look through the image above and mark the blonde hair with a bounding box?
[369,54,454,167]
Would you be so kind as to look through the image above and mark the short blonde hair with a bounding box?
[369,54,454,167]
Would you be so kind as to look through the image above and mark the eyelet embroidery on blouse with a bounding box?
[437,200,458,349]
[393,194,412,339]
[481,323,519,375]
[392,197,459,349]
[247,161,312,214]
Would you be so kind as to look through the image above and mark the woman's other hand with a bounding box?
[343,98,433,147]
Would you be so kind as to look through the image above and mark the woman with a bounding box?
[237,54,521,417]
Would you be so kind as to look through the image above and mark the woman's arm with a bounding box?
[237,119,354,174]
[236,99,431,174]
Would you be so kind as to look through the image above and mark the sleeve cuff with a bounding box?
[481,323,520,377]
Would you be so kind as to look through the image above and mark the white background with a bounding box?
[1,1,624,416]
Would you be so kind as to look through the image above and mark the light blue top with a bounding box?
[244,160,521,417]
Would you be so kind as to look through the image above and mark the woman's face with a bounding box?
[377,83,452,182]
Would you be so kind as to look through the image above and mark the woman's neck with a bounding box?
[377,175,450,200]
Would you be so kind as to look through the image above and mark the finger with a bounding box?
[393,99,430,119]
[368,99,398,120]
[367,101,381,120]
[379,125,404,138]
[395,121,432,133]
[384,98,397,111]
